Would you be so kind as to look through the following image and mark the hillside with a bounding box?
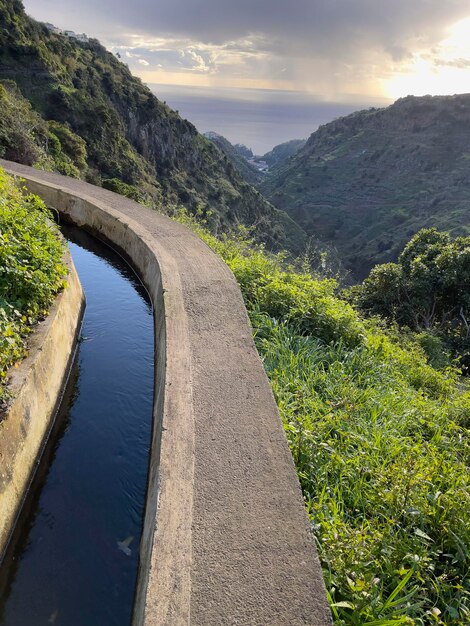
[259,138,306,168]
[204,132,262,185]
[261,94,470,278]
[0,0,306,253]
[204,134,307,186]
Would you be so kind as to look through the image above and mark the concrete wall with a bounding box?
[0,160,332,626]
[0,251,85,560]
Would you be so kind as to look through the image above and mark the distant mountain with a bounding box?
[233,143,253,159]
[204,132,262,185]
[0,0,306,253]
[261,94,470,278]
[260,139,306,169]
[204,134,308,187]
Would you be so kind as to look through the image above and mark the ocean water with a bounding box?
[149,84,391,155]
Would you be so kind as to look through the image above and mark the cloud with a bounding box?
[24,0,470,55]
[22,0,470,96]
[137,58,149,66]
[433,57,470,69]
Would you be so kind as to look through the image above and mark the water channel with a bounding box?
[0,224,154,625]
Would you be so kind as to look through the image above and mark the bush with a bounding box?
[0,167,67,403]
[102,177,142,201]
[0,80,48,166]
[47,120,88,178]
[357,229,470,372]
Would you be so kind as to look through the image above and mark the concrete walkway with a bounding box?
[0,160,332,625]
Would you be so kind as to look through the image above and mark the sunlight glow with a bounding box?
[383,16,470,99]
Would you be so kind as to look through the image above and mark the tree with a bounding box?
[358,228,470,367]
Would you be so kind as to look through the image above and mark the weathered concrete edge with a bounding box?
[8,174,196,624]
[0,161,333,626]
[0,251,85,561]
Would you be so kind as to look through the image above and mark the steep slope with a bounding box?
[261,94,470,277]
[0,81,87,176]
[204,134,307,186]
[260,139,306,169]
[0,0,306,253]
[233,143,253,159]
[204,132,262,185]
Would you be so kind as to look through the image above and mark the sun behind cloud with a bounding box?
[383,16,470,99]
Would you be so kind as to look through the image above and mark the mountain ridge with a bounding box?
[204,131,263,185]
[261,93,470,277]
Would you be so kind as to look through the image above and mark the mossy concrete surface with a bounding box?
[0,159,332,626]
[0,251,85,561]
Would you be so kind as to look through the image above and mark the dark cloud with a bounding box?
[24,0,470,55]
[22,0,470,92]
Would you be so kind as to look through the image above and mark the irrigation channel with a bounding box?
[0,224,155,625]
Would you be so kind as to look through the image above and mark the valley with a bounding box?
[0,2,469,625]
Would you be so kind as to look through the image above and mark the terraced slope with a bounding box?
[261,94,470,277]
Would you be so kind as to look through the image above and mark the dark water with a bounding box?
[0,226,154,626]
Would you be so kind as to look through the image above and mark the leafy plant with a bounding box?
[356,229,470,371]
[0,167,67,404]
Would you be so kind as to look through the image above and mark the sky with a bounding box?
[22,0,470,152]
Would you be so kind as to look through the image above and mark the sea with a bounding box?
[148,84,391,156]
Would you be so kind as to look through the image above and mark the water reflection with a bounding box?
[0,225,154,626]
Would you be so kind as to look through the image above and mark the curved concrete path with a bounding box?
[0,160,332,626]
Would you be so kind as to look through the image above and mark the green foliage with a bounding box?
[47,120,88,178]
[358,229,470,371]
[174,208,470,625]
[261,94,470,278]
[102,178,143,201]
[0,167,67,402]
[0,80,48,166]
[414,333,451,370]
[255,314,469,625]
[0,81,87,177]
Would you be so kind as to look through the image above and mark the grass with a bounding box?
[170,207,470,626]
[254,315,469,625]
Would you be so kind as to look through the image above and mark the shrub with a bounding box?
[357,229,470,372]
[0,167,67,403]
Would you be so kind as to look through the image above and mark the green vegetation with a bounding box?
[1,5,468,623]
[356,229,470,372]
[171,209,470,626]
[261,94,470,278]
[0,81,87,177]
[205,132,263,185]
[0,167,67,404]
[0,0,306,253]
[258,138,306,167]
